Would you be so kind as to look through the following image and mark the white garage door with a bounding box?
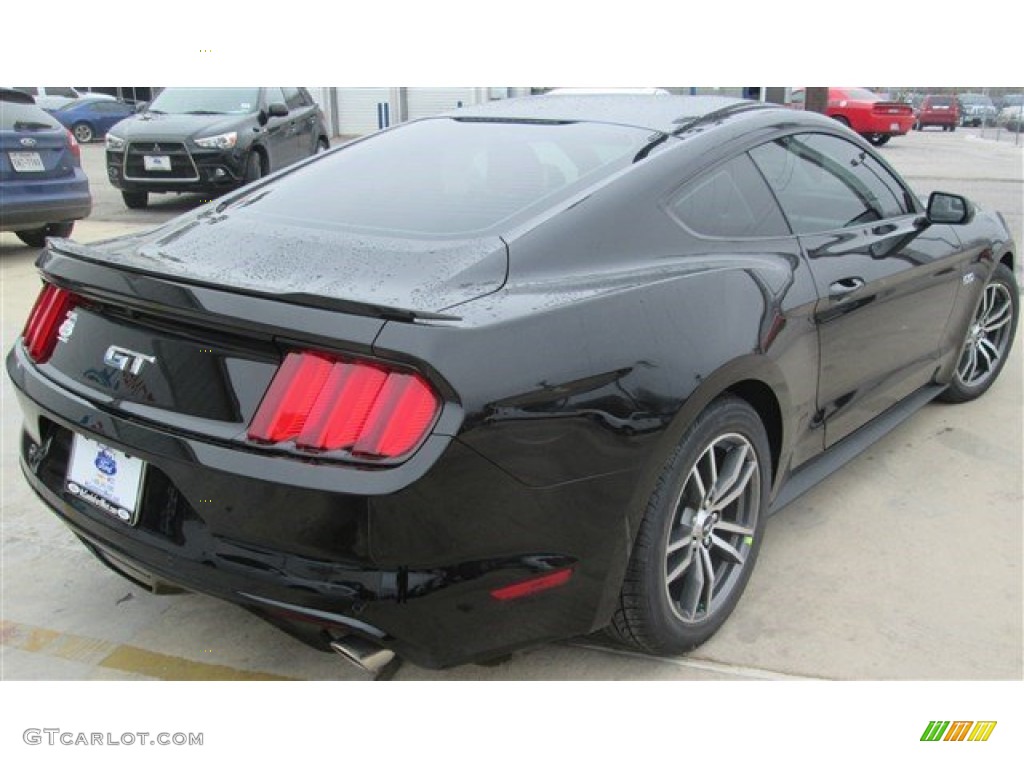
[337,88,393,135]
[406,88,478,120]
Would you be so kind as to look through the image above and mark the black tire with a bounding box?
[950,125,956,132]
[122,190,148,209]
[914,121,922,131]
[315,137,329,154]
[244,150,264,184]
[607,396,771,655]
[939,263,1019,403]
[72,122,94,143]
[865,133,891,146]
[14,222,74,248]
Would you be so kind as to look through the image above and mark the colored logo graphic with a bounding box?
[921,721,997,742]
[95,449,118,476]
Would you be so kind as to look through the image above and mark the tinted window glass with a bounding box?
[0,101,61,130]
[249,118,652,236]
[14,87,38,96]
[669,154,789,238]
[750,134,907,233]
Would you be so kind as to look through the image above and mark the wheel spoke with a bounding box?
[978,337,1000,368]
[982,297,1011,331]
[699,546,715,608]
[666,546,695,586]
[709,443,749,505]
[688,464,707,504]
[667,527,692,555]
[959,344,978,382]
[710,459,756,513]
[714,519,754,537]
[678,552,704,618]
[710,533,745,566]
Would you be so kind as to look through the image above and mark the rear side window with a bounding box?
[668,154,789,238]
[0,101,61,130]
[47,87,78,98]
[248,117,652,236]
[14,87,38,96]
[750,133,909,234]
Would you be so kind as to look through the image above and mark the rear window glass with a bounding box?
[927,96,953,106]
[0,101,62,130]
[251,118,653,236]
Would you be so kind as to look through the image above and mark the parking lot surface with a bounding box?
[1,127,1021,681]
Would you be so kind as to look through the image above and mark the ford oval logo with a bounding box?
[20,137,37,147]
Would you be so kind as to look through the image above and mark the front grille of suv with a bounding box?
[123,142,199,181]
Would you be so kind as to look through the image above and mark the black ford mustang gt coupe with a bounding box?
[7,95,1018,672]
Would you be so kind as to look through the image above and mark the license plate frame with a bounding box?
[143,155,172,172]
[9,151,45,172]
[66,434,146,526]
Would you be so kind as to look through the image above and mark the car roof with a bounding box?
[440,94,772,134]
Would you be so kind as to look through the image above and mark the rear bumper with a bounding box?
[7,342,633,669]
[0,176,91,230]
[918,111,958,126]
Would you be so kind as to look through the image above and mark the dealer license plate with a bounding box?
[9,151,45,172]
[66,434,146,525]
[143,155,172,172]
[890,122,901,131]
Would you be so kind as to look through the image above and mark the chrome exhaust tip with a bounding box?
[329,636,396,675]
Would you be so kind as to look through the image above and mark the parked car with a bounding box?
[0,88,91,247]
[11,87,117,111]
[791,87,915,145]
[104,87,330,209]
[6,95,1018,672]
[957,93,997,127]
[914,94,960,131]
[996,103,1024,132]
[47,98,136,144]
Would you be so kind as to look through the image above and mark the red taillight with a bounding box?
[490,568,574,601]
[247,351,440,460]
[22,284,77,363]
[65,129,81,161]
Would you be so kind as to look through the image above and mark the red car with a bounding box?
[915,95,959,131]
[791,88,915,146]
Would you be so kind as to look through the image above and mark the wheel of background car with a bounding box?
[244,150,264,183]
[865,134,890,146]
[316,138,329,154]
[939,263,1019,404]
[72,121,94,143]
[831,115,850,128]
[606,395,770,655]
[122,190,148,209]
[14,222,74,248]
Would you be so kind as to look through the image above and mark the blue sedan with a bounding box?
[47,98,136,144]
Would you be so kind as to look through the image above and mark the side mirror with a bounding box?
[135,101,148,113]
[926,191,975,225]
[267,102,289,118]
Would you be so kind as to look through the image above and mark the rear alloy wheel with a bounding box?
[122,190,148,209]
[72,122,94,143]
[607,396,769,655]
[865,133,891,146]
[940,263,1019,403]
[14,222,75,248]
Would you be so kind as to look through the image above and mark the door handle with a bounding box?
[829,277,865,299]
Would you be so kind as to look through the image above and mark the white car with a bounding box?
[11,87,117,110]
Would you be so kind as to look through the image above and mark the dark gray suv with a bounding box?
[104,87,330,209]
